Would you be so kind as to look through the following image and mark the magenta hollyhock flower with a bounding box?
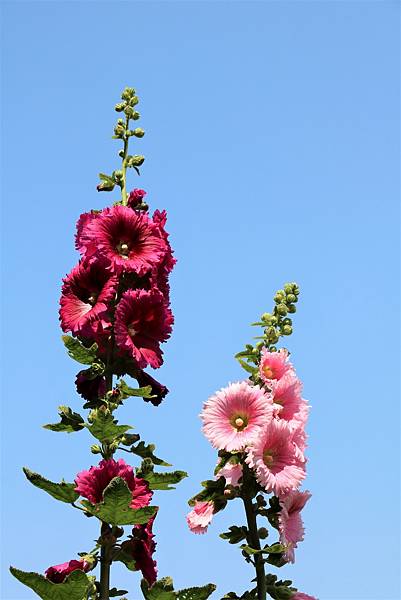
[127,188,147,209]
[150,209,176,299]
[217,461,243,487]
[278,489,311,563]
[77,205,167,275]
[59,259,118,337]
[292,593,318,600]
[245,419,305,495]
[114,288,174,369]
[201,381,273,452]
[272,372,303,422]
[75,458,152,508]
[259,348,293,385]
[186,501,215,535]
[136,370,169,406]
[45,559,90,583]
[75,371,106,402]
[75,210,100,253]
[122,515,157,585]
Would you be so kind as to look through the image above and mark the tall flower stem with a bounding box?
[99,523,112,600]
[121,115,130,204]
[241,463,266,600]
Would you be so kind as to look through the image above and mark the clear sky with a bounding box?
[1,2,400,599]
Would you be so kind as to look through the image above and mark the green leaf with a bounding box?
[109,588,129,597]
[237,359,257,375]
[81,477,157,525]
[86,411,132,444]
[188,477,226,506]
[141,578,216,600]
[142,470,188,491]
[131,441,171,467]
[117,379,154,399]
[10,567,94,600]
[220,525,248,545]
[62,336,98,365]
[23,468,79,504]
[141,577,175,600]
[262,543,286,554]
[44,406,85,433]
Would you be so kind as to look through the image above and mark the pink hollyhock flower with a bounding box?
[201,381,273,452]
[59,259,118,337]
[259,348,293,385]
[245,419,305,495]
[114,288,173,369]
[186,501,215,534]
[45,559,90,583]
[122,515,157,585]
[127,188,147,209]
[272,372,303,422]
[75,458,152,508]
[278,489,311,563]
[75,371,106,402]
[217,461,243,487]
[292,593,318,600]
[136,370,169,406]
[77,205,167,275]
[290,420,308,463]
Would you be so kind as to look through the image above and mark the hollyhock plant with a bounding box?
[77,204,167,275]
[259,347,293,385]
[59,259,118,337]
[278,490,311,563]
[245,419,306,495]
[201,381,274,452]
[75,458,152,509]
[186,501,215,534]
[45,559,91,583]
[188,283,318,600]
[114,287,173,368]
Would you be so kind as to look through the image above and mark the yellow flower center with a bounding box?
[230,414,248,432]
[262,365,274,379]
[263,449,274,467]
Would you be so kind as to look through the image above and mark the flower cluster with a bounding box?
[59,192,176,404]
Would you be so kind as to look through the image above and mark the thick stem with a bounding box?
[242,464,266,600]
[121,115,130,204]
[99,524,111,600]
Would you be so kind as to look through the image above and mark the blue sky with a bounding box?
[1,2,400,599]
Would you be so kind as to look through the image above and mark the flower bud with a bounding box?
[132,111,140,120]
[276,304,288,316]
[129,95,139,106]
[124,106,135,118]
[256,494,266,506]
[114,102,125,112]
[261,312,271,322]
[282,324,293,335]
[91,444,102,454]
[274,290,285,303]
[283,283,293,294]
[282,318,292,325]
[270,346,277,352]
[258,527,269,539]
[133,128,145,138]
[255,341,264,351]
[121,87,135,100]
[287,304,296,314]
[129,155,145,167]
[114,124,125,137]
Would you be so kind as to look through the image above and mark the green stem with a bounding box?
[242,463,266,600]
[99,524,112,600]
[121,115,130,204]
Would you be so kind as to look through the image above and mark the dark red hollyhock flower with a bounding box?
[59,259,118,337]
[75,210,100,253]
[45,559,90,583]
[136,370,169,407]
[76,205,167,275]
[127,188,147,209]
[150,209,176,299]
[114,288,174,369]
[75,458,152,508]
[75,371,106,402]
[121,516,157,586]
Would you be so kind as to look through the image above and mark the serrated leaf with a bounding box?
[141,577,175,600]
[10,567,93,600]
[176,583,216,600]
[131,441,171,467]
[237,359,257,374]
[62,336,98,365]
[263,543,286,554]
[44,406,85,433]
[81,477,157,525]
[142,470,188,491]
[220,526,248,545]
[23,468,78,504]
[86,411,132,444]
[99,172,115,185]
[117,379,154,399]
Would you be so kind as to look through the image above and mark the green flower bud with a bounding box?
[113,170,123,182]
[292,283,300,295]
[261,312,272,324]
[282,324,293,335]
[118,149,124,158]
[246,344,253,351]
[287,304,296,313]
[286,293,296,303]
[121,87,135,100]
[130,155,145,166]
[283,283,293,294]
[114,102,125,112]
[276,304,288,316]
[124,105,135,118]
[133,128,145,138]
[282,318,292,325]
[114,124,125,137]
[256,494,266,506]
[274,290,285,303]
[90,444,102,454]
[258,527,269,539]
[270,346,277,352]
[129,95,139,106]
[255,341,264,351]
[132,111,140,120]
